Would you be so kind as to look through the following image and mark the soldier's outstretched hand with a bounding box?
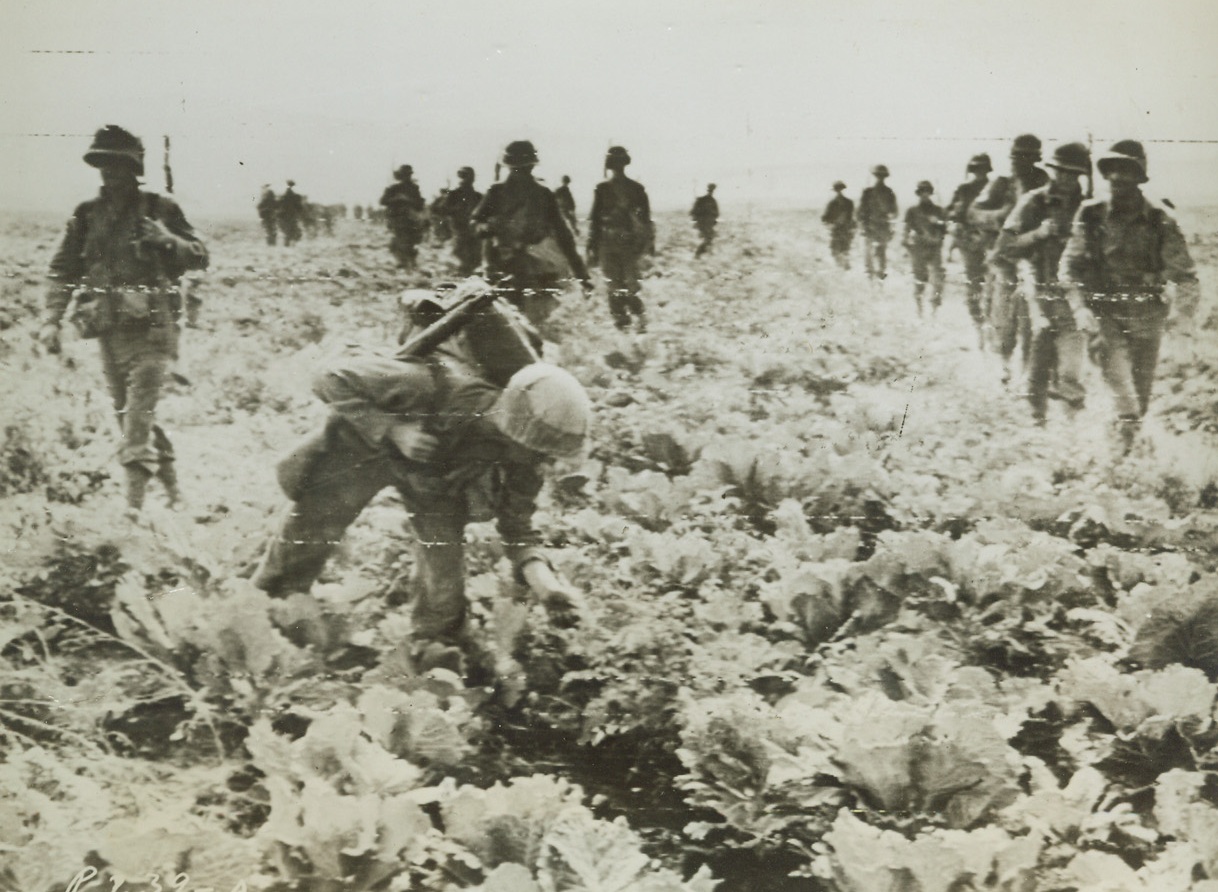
[36,322,62,355]
[136,217,177,251]
[522,560,587,627]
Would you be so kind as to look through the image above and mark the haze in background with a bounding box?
[4,0,1218,218]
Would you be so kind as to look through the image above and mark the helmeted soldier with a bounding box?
[588,145,655,331]
[257,184,278,246]
[993,142,1092,425]
[472,140,591,328]
[858,164,898,281]
[36,125,209,512]
[1060,139,1201,455]
[278,180,305,246]
[380,165,427,269]
[970,134,1051,380]
[946,153,993,342]
[902,181,947,315]
[252,284,590,672]
[690,183,719,258]
[554,174,579,235]
[442,166,484,277]
[821,180,855,270]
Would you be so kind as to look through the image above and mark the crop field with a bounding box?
[2,206,1218,892]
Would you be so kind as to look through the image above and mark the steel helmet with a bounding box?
[457,166,475,181]
[1097,139,1148,183]
[502,140,539,168]
[605,146,632,168]
[1047,142,1092,175]
[832,180,846,191]
[492,362,590,458]
[84,125,144,176]
[871,164,890,177]
[915,180,934,195]
[1011,133,1042,159]
[394,165,413,181]
[966,153,992,174]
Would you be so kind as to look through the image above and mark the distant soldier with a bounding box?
[36,125,209,512]
[554,175,579,235]
[1060,140,1200,455]
[430,189,453,242]
[472,140,591,327]
[278,180,305,246]
[353,204,364,222]
[902,181,947,315]
[442,166,483,277]
[257,184,278,245]
[858,165,898,281]
[970,134,1050,380]
[301,199,318,240]
[690,183,719,258]
[821,180,855,270]
[992,142,1091,426]
[946,154,993,343]
[380,165,426,270]
[588,145,655,331]
[318,204,335,236]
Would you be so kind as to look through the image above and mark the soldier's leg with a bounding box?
[623,255,645,324]
[1127,314,1165,417]
[1053,330,1087,412]
[602,251,632,329]
[1026,300,1056,422]
[403,504,469,644]
[1093,317,1142,419]
[910,251,928,314]
[876,238,889,279]
[930,256,945,311]
[863,237,876,278]
[252,422,397,596]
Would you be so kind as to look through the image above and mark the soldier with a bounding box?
[970,134,1050,381]
[1060,140,1200,455]
[946,154,993,343]
[380,165,426,270]
[858,165,898,281]
[588,145,655,331]
[992,142,1092,426]
[821,180,855,270]
[36,125,209,512]
[472,140,591,328]
[902,181,947,315]
[353,204,364,222]
[257,184,278,246]
[429,189,453,243]
[554,175,579,235]
[690,183,719,258]
[278,180,305,246]
[252,287,590,672]
[442,166,484,277]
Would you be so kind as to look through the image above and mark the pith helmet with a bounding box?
[492,362,591,458]
[1011,133,1042,158]
[871,164,890,177]
[605,146,632,168]
[84,125,144,176]
[832,180,846,191]
[915,180,934,195]
[395,165,413,180]
[967,153,992,173]
[1047,142,1092,175]
[1097,139,1148,183]
[457,166,475,181]
[502,140,539,168]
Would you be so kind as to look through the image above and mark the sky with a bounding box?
[4,0,1218,217]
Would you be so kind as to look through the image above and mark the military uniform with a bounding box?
[554,178,579,235]
[1059,140,1199,451]
[42,126,209,510]
[442,173,484,277]
[472,143,588,328]
[858,168,898,280]
[257,186,278,245]
[992,143,1091,424]
[902,183,947,314]
[946,155,992,336]
[278,183,305,246]
[588,147,654,330]
[821,184,854,270]
[380,167,426,269]
[690,186,719,258]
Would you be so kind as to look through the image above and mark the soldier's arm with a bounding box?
[545,192,589,279]
[968,179,1015,231]
[1058,205,1098,327]
[155,197,209,273]
[640,186,656,253]
[999,192,1047,254]
[1160,212,1201,319]
[586,186,604,253]
[496,460,549,576]
[43,210,87,326]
